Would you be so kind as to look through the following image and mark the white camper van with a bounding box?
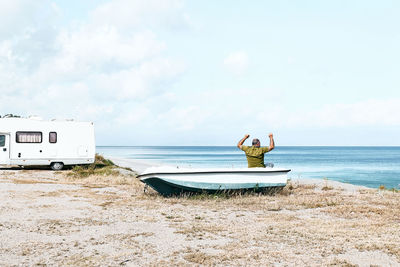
[0,117,95,170]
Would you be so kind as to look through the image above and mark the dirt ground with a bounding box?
[0,167,399,267]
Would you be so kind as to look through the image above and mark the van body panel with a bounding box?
[0,118,95,167]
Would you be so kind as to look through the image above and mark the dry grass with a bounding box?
[131,182,398,265]
[1,163,400,266]
[182,249,216,265]
[67,154,120,178]
[65,174,138,187]
[64,154,136,179]
[12,179,56,184]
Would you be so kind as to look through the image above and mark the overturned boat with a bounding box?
[138,166,291,196]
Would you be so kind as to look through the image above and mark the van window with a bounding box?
[16,132,42,143]
[49,132,57,143]
[0,135,5,147]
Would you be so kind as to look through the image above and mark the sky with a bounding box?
[0,0,399,146]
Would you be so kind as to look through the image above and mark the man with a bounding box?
[237,133,275,168]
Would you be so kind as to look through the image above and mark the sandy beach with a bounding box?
[0,159,399,267]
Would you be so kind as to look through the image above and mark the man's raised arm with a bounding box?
[268,133,275,151]
[237,134,250,149]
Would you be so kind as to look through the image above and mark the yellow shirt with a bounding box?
[241,146,270,168]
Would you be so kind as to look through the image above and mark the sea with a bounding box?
[96,146,400,189]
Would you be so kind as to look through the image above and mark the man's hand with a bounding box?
[268,133,273,138]
[244,134,250,139]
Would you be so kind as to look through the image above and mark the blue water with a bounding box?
[96,146,400,189]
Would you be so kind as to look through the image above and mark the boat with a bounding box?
[138,166,291,196]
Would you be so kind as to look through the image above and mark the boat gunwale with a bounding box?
[138,169,291,178]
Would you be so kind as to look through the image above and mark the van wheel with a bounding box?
[50,162,64,170]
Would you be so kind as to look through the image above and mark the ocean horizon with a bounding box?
[96,146,400,189]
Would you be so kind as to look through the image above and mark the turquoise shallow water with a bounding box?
[96,146,400,189]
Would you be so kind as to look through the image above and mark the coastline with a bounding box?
[97,146,400,189]
[109,156,159,173]
[0,158,399,266]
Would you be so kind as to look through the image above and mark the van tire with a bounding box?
[50,162,64,170]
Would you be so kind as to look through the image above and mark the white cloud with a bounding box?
[308,99,400,127]
[89,0,187,30]
[114,106,151,126]
[53,28,165,72]
[0,0,187,127]
[223,51,249,75]
[138,84,400,143]
[0,0,53,38]
[144,87,283,137]
[254,98,400,128]
[87,58,185,101]
[1,1,398,146]
[156,105,211,131]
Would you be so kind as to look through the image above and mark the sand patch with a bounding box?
[0,167,399,266]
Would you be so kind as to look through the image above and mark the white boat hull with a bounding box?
[138,167,291,196]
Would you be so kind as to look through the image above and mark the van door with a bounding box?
[0,134,10,165]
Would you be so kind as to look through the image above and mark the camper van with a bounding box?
[0,117,95,170]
